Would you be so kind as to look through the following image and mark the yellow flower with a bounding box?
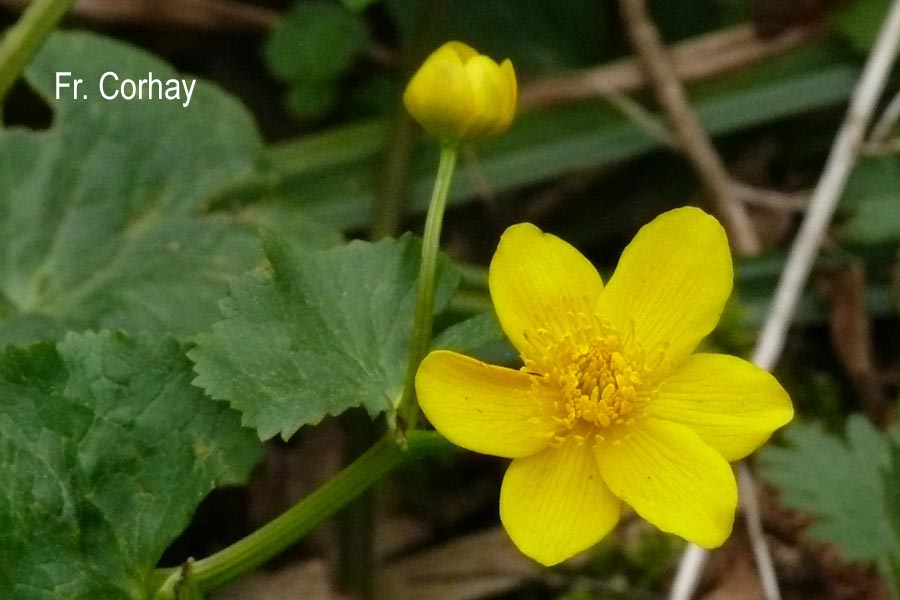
[403,41,517,143]
[416,207,793,566]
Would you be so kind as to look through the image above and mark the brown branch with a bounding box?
[818,262,892,425]
[520,23,822,109]
[618,0,762,256]
[0,0,279,31]
[587,92,809,217]
[731,183,808,213]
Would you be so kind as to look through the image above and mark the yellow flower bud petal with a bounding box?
[443,41,479,63]
[464,55,508,139]
[403,41,517,143]
[403,44,477,142]
[499,59,517,131]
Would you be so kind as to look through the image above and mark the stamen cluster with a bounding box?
[524,317,666,446]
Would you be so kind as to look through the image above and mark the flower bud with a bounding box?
[403,41,517,143]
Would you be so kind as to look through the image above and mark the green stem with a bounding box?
[397,143,459,431]
[0,0,75,105]
[162,431,451,594]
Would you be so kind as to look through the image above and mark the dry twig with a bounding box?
[595,91,808,216]
[618,0,762,256]
[819,262,891,425]
[521,24,821,109]
[670,1,900,599]
[0,0,279,31]
[751,0,900,373]
[731,183,808,213]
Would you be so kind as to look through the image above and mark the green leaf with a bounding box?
[834,0,891,53]
[0,32,267,346]
[884,442,900,553]
[265,1,369,83]
[0,331,262,600]
[190,234,459,440]
[841,156,900,244]
[341,0,377,10]
[237,203,346,254]
[285,81,338,119]
[759,416,900,563]
[883,442,900,594]
[433,311,518,365]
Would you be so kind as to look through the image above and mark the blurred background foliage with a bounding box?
[3,0,900,597]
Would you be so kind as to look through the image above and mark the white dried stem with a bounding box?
[752,0,900,372]
[669,2,900,599]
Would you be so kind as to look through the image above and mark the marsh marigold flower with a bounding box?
[416,207,793,566]
[403,41,517,143]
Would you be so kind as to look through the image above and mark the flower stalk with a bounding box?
[0,0,76,105]
[397,143,458,432]
[395,41,516,432]
[153,431,452,596]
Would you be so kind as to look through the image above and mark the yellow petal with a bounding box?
[403,43,476,141]
[464,56,508,139]
[596,207,733,367]
[500,440,621,565]
[651,353,793,461]
[596,419,737,548]
[498,59,517,131]
[416,350,557,458]
[444,40,479,62]
[489,223,604,362]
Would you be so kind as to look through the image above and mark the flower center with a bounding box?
[524,317,667,445]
